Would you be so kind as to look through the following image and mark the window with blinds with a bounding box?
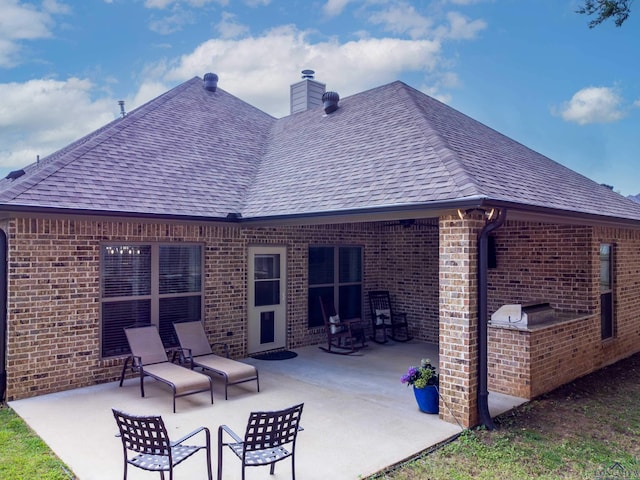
[100,243,203,358]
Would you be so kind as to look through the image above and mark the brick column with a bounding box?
[438,213,484,427]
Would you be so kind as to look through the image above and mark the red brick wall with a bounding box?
[3,216,440,401]
[487,221,593,314]
[487,223,640,399]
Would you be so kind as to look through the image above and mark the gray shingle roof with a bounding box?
[2,77,640,224]
[0,77,275,218]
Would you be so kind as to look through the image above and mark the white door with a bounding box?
[247,246,287,354]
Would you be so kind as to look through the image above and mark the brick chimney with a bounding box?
[289,70,326,114]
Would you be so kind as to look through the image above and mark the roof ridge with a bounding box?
[0,78,201,203]
[397,83,483,198]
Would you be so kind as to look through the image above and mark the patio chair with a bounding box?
[217,403,304,480]
[119,325,214,412]
[173,321,260,400]
[112,408,213,480]
[368,290,413,344]
[318,295,367,354]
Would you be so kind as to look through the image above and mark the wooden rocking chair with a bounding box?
[318,296,367,355]
[368,290,413,344]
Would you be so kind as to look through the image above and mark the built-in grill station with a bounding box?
[490,301,556,328]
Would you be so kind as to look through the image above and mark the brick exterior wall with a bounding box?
[3,213,639,431]
[487,222,640,400]
[3,216,440,401]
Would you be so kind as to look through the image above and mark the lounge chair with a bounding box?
[173,321,259,400]
[112,408,213,480]
[119,325,214,412]
[217,403,304,480]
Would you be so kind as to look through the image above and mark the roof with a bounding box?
[2,76,640,225]
[0,77,275,218]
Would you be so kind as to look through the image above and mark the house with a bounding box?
[1,72,639,429]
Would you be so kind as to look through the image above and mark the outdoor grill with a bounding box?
[490,301,556,328]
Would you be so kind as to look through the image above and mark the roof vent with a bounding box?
[204,73,219,92]
[322,91,340,114]
[5,169,25,180]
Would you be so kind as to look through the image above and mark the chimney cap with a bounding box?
[203,72,219,92]
[301,69,315,79]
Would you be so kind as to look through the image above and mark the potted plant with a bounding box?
[401,358,439,413]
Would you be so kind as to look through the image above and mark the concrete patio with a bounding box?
[9,341,526,480]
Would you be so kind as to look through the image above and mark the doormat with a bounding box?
[252,350,298,361]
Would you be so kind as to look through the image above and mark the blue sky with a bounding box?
[1,0,638,196]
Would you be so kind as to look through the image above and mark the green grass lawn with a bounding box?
[370,352,640,479]
[0,406,75,480]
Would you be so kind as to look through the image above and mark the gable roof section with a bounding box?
[0,77,275,218]
[2,77,640,224]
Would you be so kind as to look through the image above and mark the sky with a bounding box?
[1,0,638,197]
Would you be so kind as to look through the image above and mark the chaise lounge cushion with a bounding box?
[173,321,259,399]
[142,362,213,396]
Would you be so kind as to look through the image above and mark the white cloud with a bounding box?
[42,0,71,15]
[0,0,66,67]
[368,3,433,39]
[144,0,175,8]
[216,11,249,39]
[144,0,228,8]
[323,0,352,17]
[149,10,195,34]
[148,25,441,117]
[0,78,115,169]
[441,11,486,40]
[557,87,625,125]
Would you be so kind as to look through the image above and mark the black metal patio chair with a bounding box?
[112,408,212,480]
[217,403,304,480]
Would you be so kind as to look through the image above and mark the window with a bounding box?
[308,246,362,328]
[600,243,614,340]
[101,244,203,357]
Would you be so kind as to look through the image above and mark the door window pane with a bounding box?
[255,280,280,306]
[255,254,280,280]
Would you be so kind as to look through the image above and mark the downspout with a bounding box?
[477,208,506,429]
[0,230,6,403]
